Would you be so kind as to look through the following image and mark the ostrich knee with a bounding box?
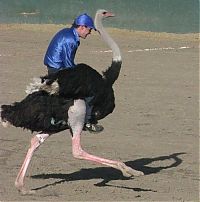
[71,133,85,159]
[30,133,48,151]
[72,146,85,159]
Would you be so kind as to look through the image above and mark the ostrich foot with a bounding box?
[20,188,36,195]
[118,162,144,178]
[16,186,36,195]
[15,181,36,195]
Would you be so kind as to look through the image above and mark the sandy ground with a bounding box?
[0,24,199,201]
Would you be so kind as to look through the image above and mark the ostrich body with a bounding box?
[0,9,143,194]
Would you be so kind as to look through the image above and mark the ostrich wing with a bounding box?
[1,91,73,133]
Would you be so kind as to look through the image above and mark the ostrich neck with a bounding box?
[95,16,121,62]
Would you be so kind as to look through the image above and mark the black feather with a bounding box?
[1,61,122,132]
[1,91,73,133]
[103,60,122,85]
[41,62,120,121]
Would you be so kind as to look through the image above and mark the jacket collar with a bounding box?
[72,27,80,45]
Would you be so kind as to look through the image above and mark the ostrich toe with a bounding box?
[118,162,144,177]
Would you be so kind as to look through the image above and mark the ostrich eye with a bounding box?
[102,11,107,15]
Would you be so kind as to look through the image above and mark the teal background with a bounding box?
[0,0,199,33]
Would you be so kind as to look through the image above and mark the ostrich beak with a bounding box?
[105,11,115,18]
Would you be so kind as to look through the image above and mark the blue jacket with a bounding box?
[44,27,80,69]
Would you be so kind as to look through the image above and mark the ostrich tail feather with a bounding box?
[0,105,12,127]
[25,77,42,94]
[25,77,59,95]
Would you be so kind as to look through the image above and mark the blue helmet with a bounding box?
[74,13,96,30]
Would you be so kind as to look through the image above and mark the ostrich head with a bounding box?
[94,9,115,27]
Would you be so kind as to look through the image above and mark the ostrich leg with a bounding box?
[15,133,49,195]
[68,99,144,177]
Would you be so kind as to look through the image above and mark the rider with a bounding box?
[44,13,103,133]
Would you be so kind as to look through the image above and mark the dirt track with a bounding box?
[0,24,199,201]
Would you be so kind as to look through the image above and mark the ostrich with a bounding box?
[0,9,144,195]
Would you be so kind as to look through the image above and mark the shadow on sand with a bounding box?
[31,152,185,192]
